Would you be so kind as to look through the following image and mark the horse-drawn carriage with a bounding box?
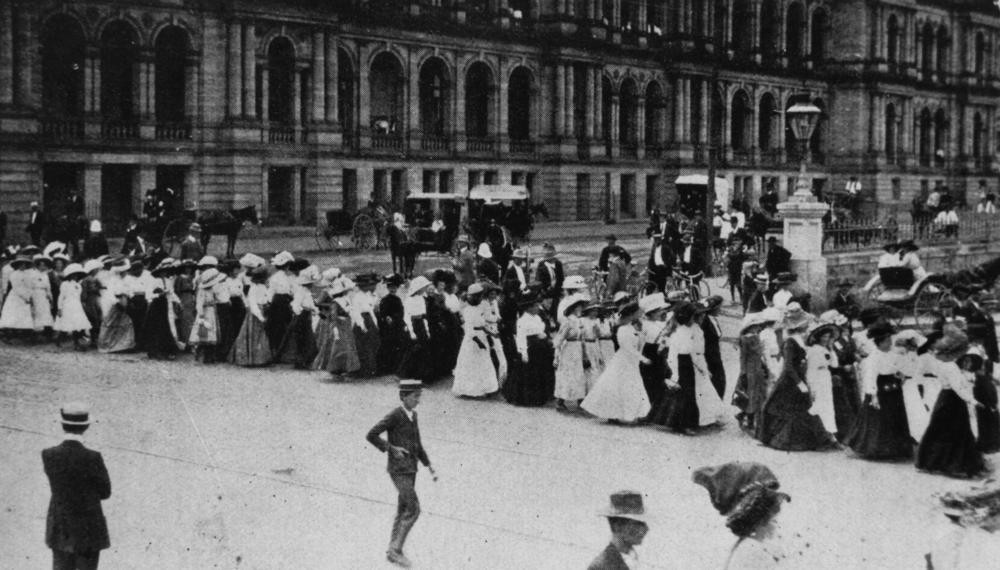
[133,189,261,259]
[314,203,389,251]
[862,267,955,333]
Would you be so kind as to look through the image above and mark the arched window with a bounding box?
[786,2,805,65]
[732,2,753,58]
[811,9,828,63]
[418,58,449,138]
[645,81,665,147]
[338,49,355,131]
[921,23,935,76]
[101,21,139,122]
[508,67,533,141]
[918,108,932,165]
[619,78,638,145]
[692,0,706,38]
[155,26,190,123]
[370,52,405,134]
[465,62,493,139]
[885,103,897,162]
[934,108,947,164]
[730,90,751,151]
[41,15,85,118]
[267,38,295,124]
[887,16,900,65]
[601,76,613,144]
[758,93,777,150]
[936,27,949,76]
[690,79,704,145]
[760,0,780,63]
[710,89,724,149]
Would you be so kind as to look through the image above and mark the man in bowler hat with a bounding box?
[42,402,111,570]
[588,490,652,570]
[367,379,437,568]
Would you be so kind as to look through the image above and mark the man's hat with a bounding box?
[598,490,652,523]
[199,268,226,289]
[617,302,642,322]
[239,253,266,269]
[867,322,897,343]
[477,243,493,259]
[10,255,33,269]
[188,223,202,232]
[399,379,423,393]
[60,402,91,426]
[836,277,853,288]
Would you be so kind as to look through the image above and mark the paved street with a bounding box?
[1,292,993,569]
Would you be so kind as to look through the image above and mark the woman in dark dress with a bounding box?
[826,312,860,441]
[638,297,670,416]
[396,276,438,382]
[916,334,987,478]
[349,273,382,377]
[758,304,836,451]
[426,270,461,380]
[734,312,771,434]
[214,261,243,362]
[844,322,913,460]
[376,274,407,374]
[647,302,705,434]
[502,294,555,406]
[145,259,180,360]
[276,266,319,369]
[974,365,1000,453]
[265,252,295,353]
[311,275,360,378]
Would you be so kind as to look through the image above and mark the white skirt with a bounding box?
[903,377,942,442]
[451,335,499,397]
[54,299,92,332]
[808,370,838,434]
[694,363,726,426]
[0,293,34,330]
[582,351,650,422]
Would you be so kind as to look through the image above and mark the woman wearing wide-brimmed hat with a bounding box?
[395,275,438,382]
[916,333,987,478]
[145,258,181,361]
[758,303,837,451]
[843,322,913,460]
[265,251,296,354]
[274,265,320,370]
[188,267,227,362]
[96,257,136,354]
[348,272,382,378]
[733,311,772,435]
[552,297,591,411]
[52,263,90,350]
[311,275,360,378]
[451,282,500,398]
[502,293,555,407]
[228,266,273,367]
[0,255,37,336]
[804,321,842,438]
[582,302,651,424]
[823,309,861,440]
[376,274,407,375]
[173,259,197,349]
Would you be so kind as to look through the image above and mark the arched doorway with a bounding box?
[645,81,665,150]
[370,51,405,137]
[101,21,139,127]
[786,2,805,66]
[758,93,777,151]
[465,62,493,142]
[418,58,449,139]
[811,9,828,63]
[730,90,751,152]
[619,78,638,148]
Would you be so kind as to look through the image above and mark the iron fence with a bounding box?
[822,210,1000,254]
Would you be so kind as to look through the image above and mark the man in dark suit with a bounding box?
[764,236,792,279]
[475,242,502,285]
[367,379,437,568]
[42,402,111,570]
[597,234,630,271]
[700,296,726,399]
[678,233,705,278]
[953,285,999,373]
[646,235,674,292]
[588,490,651,570]
[27,201,46,245]
[534,243,564,319]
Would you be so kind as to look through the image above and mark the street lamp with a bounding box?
[785,101,822,201]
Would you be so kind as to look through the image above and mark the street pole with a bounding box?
[704,67,720,277]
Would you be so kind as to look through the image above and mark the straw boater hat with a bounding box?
[563,297,589,317]
[882,241,899,252]
[11,255,33,269]
[89,220,103,233]
[780,302,813,331]
[581,303,604,316]
[407,275,433,297]
[477,243,493,259]
[563,275,587,291]
[517,291,542,310]
[109,256,130,273]
[759,307,783,325]
[82,259,103,275]
[43,242,67,258]
[399,379,423,393]
[898,240,919,253]
[598,490,653,523]
[806,322,840,346]
[188,223,202,232]
[466,282,487,297]
[199,268,226,289]
[61,263,86,279]
[740,312,769,335]
[60,402,91,427]
[20,245,40,256]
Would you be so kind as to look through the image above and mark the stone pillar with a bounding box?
[499,69,509,145]
[325,32,338,124]
[14,8,34,108]
[593,68,603,140]
[228,22,242,119]
[681,78,691,142]
[564,64,574,139]
[184,56,198,121]
[293,63,304,126]
[584,66,595,140]
[0,0,13,106]
[636,95,646,157]
[259,63,269,122]
[312,32,325,124]
[84,47,100,114]
[454,62,466,150]
[777,169,830,310]
[672,77,684,142]
[291,167,302,222]
[555,64,565,138]
[243,24,256,119]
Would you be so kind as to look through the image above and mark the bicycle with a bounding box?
[590,267,608,301]
[671,270,710,302]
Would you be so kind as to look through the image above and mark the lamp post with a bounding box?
[785,101,822,201]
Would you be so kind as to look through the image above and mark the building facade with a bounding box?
[0,0,998,233]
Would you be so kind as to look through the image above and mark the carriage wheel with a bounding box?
[913,283,956,333]
[352,214,376,250]
[161,219,189,257]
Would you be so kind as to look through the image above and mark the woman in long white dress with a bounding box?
[678,307,727,427]
[29,256,54,332]
[451,283,500,397]
[582,303,651,423]
[553,299,590,411]
[53,264,91,349]
[805,323,839,437]
[0,256,36,334]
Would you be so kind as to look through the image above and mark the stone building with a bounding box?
[0,0,998,233]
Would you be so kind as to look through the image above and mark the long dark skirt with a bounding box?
[377,320,408,374]
[502,336,555,406]
[831,369,860,441]
[82,296,102,345]
[312,316,360,375]
[648,354,699,431]
[353,314,381,377]
[916,389,985,477]
[974,373,1000,453]
[126,295,149,350]
[844,375,913,460]
[277,311,319,369]
[640,343,666,412]
[214,302,235,363]
[758,374,832,452]
[228,313,272,367]
[397,318,438,382]
[145,296,178,360]
[265,293,293,351]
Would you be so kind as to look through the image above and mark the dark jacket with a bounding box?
[587,543,630,570]
[765,245,792,278]
[42,439,112,552]
[701,315,726,397]
[477,257,502,285]
[366,406,431,474]
[955,302,999,363]
[678,244,705,275]
[27,209,46,234]
[598,245,630,271]
[606,258,628,297]
[82,235,109,260]
[179,237,204,261]
[535,258,564,298]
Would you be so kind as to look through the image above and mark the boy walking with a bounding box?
[366,379,437,568]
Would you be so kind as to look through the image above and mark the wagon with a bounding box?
[864,267,956,332]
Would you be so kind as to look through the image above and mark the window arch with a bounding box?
[730,90,751,151]
[41,15,86,118]
[758,93,777,150]
[370,51,405,134]
[786,2,805,65]
[811,9,828,63]
[732,2,753,58]
[465,62,493,139]
[619,78,638,145]
[267,37,296,124]
[936,26,949,76]
[645,81,665,147]
[973,112,985,160]
[101,20,140,122]
[887,15,900,65]
[155,26,190,123]
[918,108,932,165]
[934,108,947,164]
[508,66,533,141]
[921,23,935,76]
[418,58,449,138]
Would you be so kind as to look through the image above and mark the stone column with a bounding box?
[292,63,303,126]
[584,66,595,140]
[636,95,646,157]
[610,93,620,156]
[0,0,13,105]
[184,55,198,121]
[14,8,34,107]
[555,64,565,138]
[228,22,242,119]
[325,32,338,124]
[499,68,509,145]
[681,78,691,143]
[312,31,325,124]
[564,64,574,139]
[243,24,256,119]
[454,61,466,150]
[139,51,155,120]
[672,77,684,142]
[291,167,302,222]
[259,63,269,123]
[777,182,830,310]
[83,164,102,220]
[593,67,602,140]
[84,47,100,115]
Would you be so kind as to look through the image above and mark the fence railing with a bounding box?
[102,121,139,140]
[155,122,192,141]
[822,211,1000,254]
[42,118,85,139]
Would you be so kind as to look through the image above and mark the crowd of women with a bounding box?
[2,236,999,479]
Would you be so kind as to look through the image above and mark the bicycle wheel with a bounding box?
[697,278,711,300]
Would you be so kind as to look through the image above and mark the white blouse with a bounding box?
[267,271,292,296]
[245,283,269,321]
[350,290,377,326]
[516,313,547,357]
[291,284,317,315]
[861,349,901,396]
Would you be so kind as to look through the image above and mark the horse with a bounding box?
[196,205,261,259]
[388,224,418,278]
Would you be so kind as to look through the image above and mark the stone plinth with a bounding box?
[777,192,830,310]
